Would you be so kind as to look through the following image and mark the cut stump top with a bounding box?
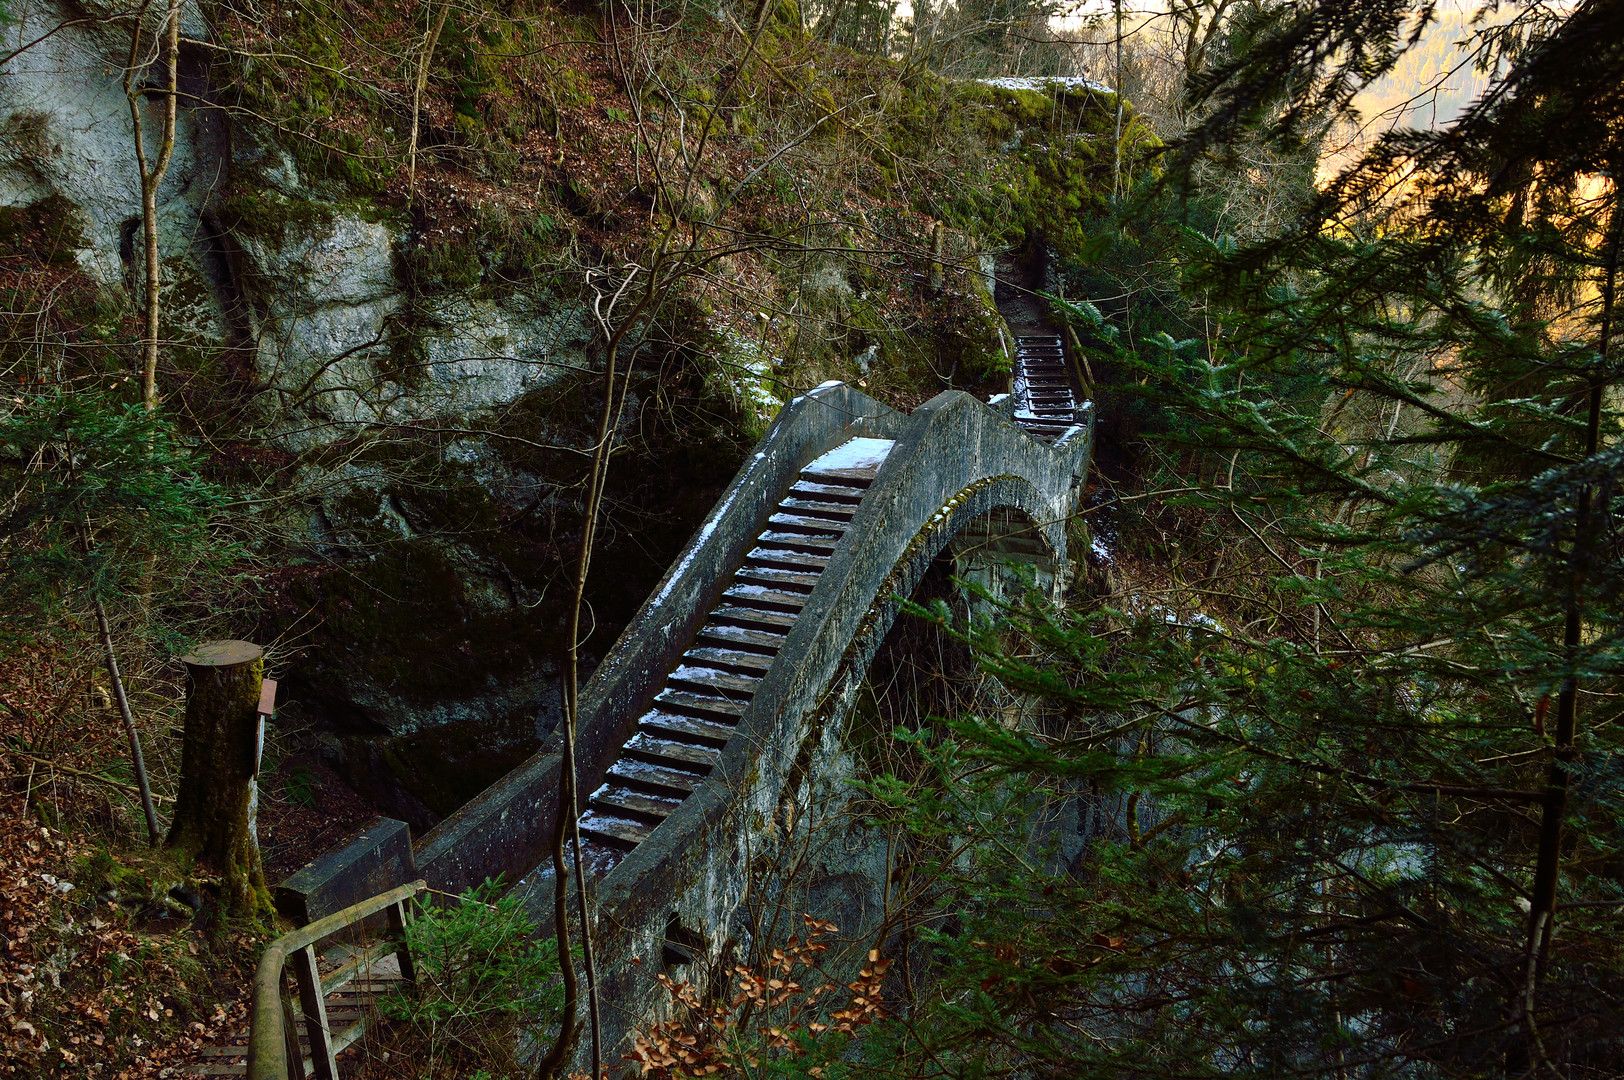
[178,640,263,668]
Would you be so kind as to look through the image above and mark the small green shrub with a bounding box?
[380,880,564,1076]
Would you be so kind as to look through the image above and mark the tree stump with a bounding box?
[167,639,268,914]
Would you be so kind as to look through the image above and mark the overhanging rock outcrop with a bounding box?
[411,367,1092,1057]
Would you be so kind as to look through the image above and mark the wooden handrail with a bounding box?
[247,879,427,1080]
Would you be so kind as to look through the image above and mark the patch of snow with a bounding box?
[703,623,772,641]
[806,437,894,474]
[1091,534,1112,563]
[977,75,1114,95]
[671,665,730,681]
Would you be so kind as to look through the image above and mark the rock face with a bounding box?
[0,0,734,829]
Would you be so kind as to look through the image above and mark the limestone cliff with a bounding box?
[0,0,1128,827]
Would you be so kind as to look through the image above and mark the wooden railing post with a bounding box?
[292,945,338,1080]
[278,979,302,1080]
[386,898,417,985]
[247,880,426,1080]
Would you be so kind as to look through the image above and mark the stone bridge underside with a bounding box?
[408,380,1094,1055]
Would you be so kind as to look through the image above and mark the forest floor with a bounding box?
[0,646,377,1078]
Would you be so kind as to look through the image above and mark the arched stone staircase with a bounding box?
[398,334,1092,1055]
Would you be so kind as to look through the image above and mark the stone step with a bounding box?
[778,497,857,520]
[624,733,723,773]
[789,480,865,504]
[801,467,876,487]
[666,664,761,695]
[733,565,820,591]
[654,689,749,720]
[755,531,839,555]
[709,604,798,632]
[695,623,787,653]
[639,709,738,747]
[578,811,654,851]
[589,785,685,824]
[723,584,809,613]
[606,758,705,797]
[766,512,848,536]
[745,547,830,572]
[684,646,774,675]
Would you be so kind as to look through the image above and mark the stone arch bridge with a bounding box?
[283,339,1093,1058]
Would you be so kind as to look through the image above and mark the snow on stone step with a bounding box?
[606,757,705,796]
[766,512,848,535]
[801,436,894,480]
[710,604,798,632]
[778,497,857,520]
[589,784,685,823]
[723,583,809,612]
[789,480,865,504]
[667,663,762,695]
[578,811,655,850]
[639,709,738,747]
[733,565,821,591]
[745,547,830,571]
[756,531,839,554]
[695,623,787,653]
[654,688,749,719]
[624,733,722,772]
[685,646,774,674]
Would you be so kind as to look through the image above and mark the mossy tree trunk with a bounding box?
[166,640,268,915]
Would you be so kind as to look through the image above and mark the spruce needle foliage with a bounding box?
[0,392,233,649]
[842,2,1624,1076]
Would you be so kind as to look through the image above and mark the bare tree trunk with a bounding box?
[1113,0,1125,199]
[1522,181,1622,1055]
[408,2,452,206]
[535,269,647,1080]
[124,0,183,412]
[167,640,268,915]
[93,597,161,844]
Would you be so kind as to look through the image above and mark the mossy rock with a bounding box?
[0,193,88,268]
